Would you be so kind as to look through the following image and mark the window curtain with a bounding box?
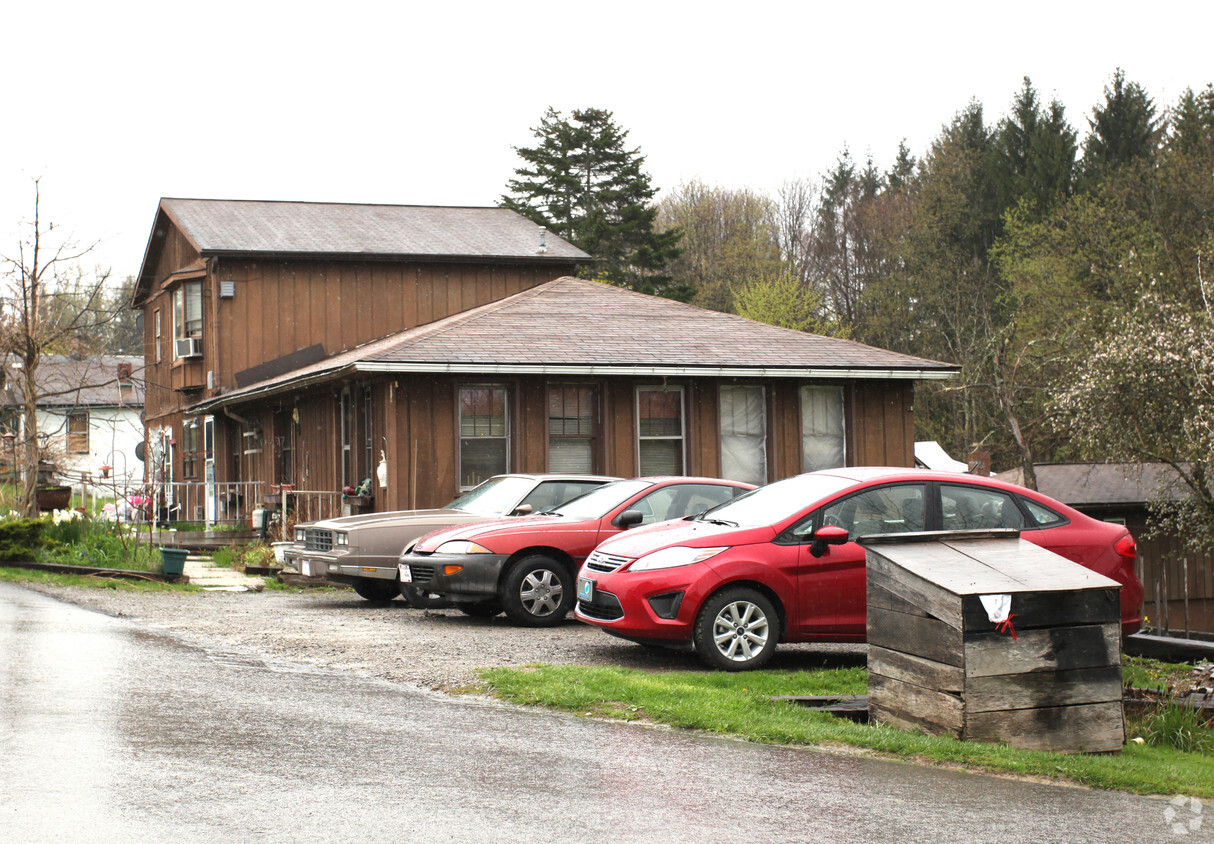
[720,386,767,485]
[800,385,845,471]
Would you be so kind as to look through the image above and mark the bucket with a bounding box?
[160,547,189,577]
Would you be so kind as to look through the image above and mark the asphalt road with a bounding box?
[0,583,1201,843]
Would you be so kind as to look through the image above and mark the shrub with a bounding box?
[0,517,48,562]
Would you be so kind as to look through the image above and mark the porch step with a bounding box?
[182,554,265,592]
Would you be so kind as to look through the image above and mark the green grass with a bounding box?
[0,566,200,592]
[479,663,1214,797]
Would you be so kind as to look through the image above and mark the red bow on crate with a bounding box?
[996,614,1018,641]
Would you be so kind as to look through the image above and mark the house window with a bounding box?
[460,385,509,488]
[800,385,845,471]
[182,419,201,480]
[548,384,597,473]
[637,386,684,476]
[154,309,162,364]
[67,411,89,454]
[173,280,203,341]
[720,385,767,485]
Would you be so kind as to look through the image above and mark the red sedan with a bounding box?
[574,468,1144,670]
[399,477,755,626]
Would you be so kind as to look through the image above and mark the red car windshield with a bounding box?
[553,480,652,519]
[699,473,856,527]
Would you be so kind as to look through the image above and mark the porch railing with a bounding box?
[154,482,345,532]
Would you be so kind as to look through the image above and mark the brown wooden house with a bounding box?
[133,197,957,522]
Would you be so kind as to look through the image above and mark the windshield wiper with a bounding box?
[695,516,737,527]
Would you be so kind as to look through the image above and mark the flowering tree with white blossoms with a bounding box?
[1052,261,1214,549]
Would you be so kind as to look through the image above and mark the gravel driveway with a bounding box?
[18,583,865,690]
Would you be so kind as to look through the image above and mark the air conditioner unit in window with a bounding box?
[175,337,202,359]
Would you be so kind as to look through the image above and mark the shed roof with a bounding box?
[4,355,144,408]
[995,463,1189,507]
[195,277,958,411]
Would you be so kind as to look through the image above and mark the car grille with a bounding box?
[578,594,623,621]
[408,565,436,584]
[584,550,631,573]
[304,529,333,552]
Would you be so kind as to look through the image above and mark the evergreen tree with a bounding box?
[501,107,684,298]
[1081,68,1160,184]
[1167,84,1214,157]
[993,78,1076,220]
[885,140,917,190]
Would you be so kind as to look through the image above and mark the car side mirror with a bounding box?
[510,504,533,516]
[615,509,644,529]
[810,524,849,558]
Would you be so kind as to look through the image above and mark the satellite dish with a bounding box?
[134,441,146,462]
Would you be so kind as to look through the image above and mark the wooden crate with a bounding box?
[864,531,1124,753]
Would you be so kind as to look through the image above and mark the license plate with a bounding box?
[299,559,315,577]
[398,564,413,583]
[577,577,595,602]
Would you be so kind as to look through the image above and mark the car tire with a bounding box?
[400,584,452,609]
[459,602,502,618]
[353,579,400,602]
[501,555,574,627]
[692,587,778,671]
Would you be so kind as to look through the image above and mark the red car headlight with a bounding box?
[628,546,728,572]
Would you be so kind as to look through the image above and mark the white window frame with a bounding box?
[547,383,598,474]
[458,384,510,489]
[173,279,203,352]
[636,385,685,476]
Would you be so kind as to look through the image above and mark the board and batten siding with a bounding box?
[142,250,577,428]
[252,374,919,512]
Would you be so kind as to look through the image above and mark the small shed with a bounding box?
[864,530,1124,753]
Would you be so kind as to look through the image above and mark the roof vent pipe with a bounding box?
[538,227,548,254]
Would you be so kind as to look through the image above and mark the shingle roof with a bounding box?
[196,277,957,410]
[157,198,589,261]
[995,463,1189,506]
[4,355,145,407]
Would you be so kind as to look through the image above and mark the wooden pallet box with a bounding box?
[863,531,1124,753]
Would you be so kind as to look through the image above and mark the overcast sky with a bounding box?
[3,0,1211,282]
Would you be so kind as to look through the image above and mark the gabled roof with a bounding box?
[3,355,145,408]
[995,463,1190,507]
[194,277,957,411]
[135,198,589,295]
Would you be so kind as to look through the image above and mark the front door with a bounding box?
[203,416,216,525]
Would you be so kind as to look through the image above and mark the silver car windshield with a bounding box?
[552,480,652,520]
[698,473,857,527]
[446,476,539,516]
